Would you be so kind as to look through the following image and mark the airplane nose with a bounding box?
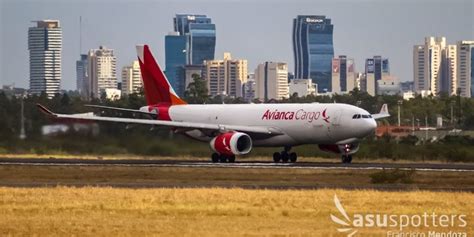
[370,119,377,130]
[362,119,377,136]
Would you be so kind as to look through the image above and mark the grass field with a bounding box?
[0,187,472,236]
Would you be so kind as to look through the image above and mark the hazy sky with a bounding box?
[1,0,473,90]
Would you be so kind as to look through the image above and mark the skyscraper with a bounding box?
[28,20,62,98]
[87,46,117,99]
[447,45,457,95]
[289,79,317,97]
[174,14,216,65]
[255,62,289,101]
[413,37,456,95]
[457,41,474,97]
[165,32,187,96]
[365,56,389,96]
[293,15,334,93]
[331,55,355,93]
[121,60,142,95]
[166,14,216,96]
[243,73,256,102]
[204,53,247,97]
[76,54,88,98]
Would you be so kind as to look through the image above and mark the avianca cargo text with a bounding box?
[261,108,330,123]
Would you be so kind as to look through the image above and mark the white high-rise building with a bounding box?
[331,56,356,94]
[447,45,457,95]
[289,79,317,97]
[204,53,247,97]
[377,76,400,95]
[457,41,474,98]
[364,56,390,96]
[121,60,142,95]
[413,37,455,95]
[28,20,62,98]
[355,72,365,91]
[254,62,289,101]
[87,46,117,99]
[243,73,256,102]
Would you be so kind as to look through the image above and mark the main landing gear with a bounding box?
[341,155,352,164]
[211,153,236,163]
[273,146,297,163]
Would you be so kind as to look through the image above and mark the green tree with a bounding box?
[184,74,209,104]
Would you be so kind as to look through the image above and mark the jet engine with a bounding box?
[210,132,253,155]
[318,143,360,155]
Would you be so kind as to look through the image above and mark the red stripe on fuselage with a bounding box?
[148,104,172,121]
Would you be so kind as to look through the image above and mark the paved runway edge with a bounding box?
[0,158,473,172]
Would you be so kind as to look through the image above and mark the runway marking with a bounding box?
[1,162,473,172]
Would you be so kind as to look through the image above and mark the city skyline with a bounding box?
[1,0,472,91]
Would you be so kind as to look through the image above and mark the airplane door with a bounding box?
[327,109,342,139]
[331,110,342,126]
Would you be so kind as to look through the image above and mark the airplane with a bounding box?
[37,44,390,164]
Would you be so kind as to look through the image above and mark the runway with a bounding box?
[1,157,473,172]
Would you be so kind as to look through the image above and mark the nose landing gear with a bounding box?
[273,146,297,163]
[341,155,352,164]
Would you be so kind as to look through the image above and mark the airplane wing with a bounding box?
[37,104,283,136]
[371,103,390,120]
[85,104,157,118]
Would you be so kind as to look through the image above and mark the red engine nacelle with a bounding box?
[318,143,360,155]
[210,132,253,155]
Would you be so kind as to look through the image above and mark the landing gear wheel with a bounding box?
[228,155,236,163]
[289,152,297,163]
[273,152,281,163]
[281,151,289,163]
[211,153,219,163]
[342,155,353,164]
[219,154,228,163]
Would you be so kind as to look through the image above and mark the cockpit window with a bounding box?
[353,114,373,119]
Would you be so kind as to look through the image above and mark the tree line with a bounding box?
[0,82,473,161]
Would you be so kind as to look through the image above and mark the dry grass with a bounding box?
[0,187,472,236]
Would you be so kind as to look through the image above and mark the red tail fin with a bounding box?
[136,45,187,106]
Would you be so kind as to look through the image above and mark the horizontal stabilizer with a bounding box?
[371,103,390,120]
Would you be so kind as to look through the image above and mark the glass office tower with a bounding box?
[173,14,216,65]
[166,14,216,96]
[165,33,187,97]
[293,15,334,93]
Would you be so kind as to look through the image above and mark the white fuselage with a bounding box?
[164,103,376,147]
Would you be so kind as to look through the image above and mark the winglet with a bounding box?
[372,103,390,120]
[36,104,57,117]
